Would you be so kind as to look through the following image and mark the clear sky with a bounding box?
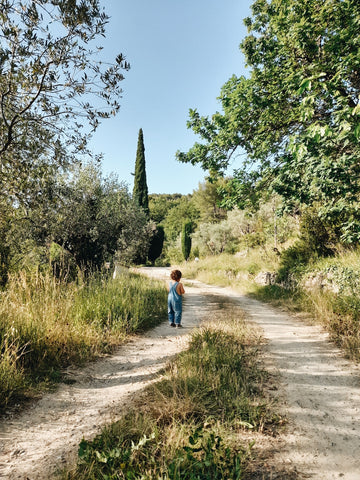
[91,0,252,194]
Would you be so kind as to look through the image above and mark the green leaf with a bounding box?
[354,124,360,140]
[78,440,89,459]
[298,79,312,95]
[95,450,108,463]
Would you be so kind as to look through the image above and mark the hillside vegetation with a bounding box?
[151,0,360,363]
[182,245,360,362]
[150,175,360,364]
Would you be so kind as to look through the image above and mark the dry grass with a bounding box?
[183,251,280,292]
[184,249,360,362]
[0,270,167,410]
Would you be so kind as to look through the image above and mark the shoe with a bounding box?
[170,323,176,327]
[175,324,182,328]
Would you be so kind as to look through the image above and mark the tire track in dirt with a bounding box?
[186,279,360,480]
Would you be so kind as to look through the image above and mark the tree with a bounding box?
[133,128,149,217]
[0,0,129,203]
[192,221,233,256]
[149,193,182,224]
[53,163,151,269]
[177,0,360,243]
[192,179,227,223]
[115,207,153,266]
[181,222,192,260]
[162,196,199,243]
[0,200,11,285]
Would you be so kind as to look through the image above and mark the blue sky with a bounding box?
[92,0,252,194]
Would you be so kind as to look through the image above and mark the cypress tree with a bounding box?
[181,221,192,261]
[133,128,149,218]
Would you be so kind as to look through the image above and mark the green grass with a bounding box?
[0,270,167,411]
[63,307,286,480]
[252,251,360,361]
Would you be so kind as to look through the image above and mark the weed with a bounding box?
[167,427,249,480]
[184,250,360,362]
[0,338,25,407]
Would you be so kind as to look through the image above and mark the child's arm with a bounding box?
[176,282,185,295]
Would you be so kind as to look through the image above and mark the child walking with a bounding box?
[167,269,185,328]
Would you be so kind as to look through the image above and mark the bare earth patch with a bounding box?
[0,267,359,479]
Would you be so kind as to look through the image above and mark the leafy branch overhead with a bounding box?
[0,0,129,200]
[177,0,360,242]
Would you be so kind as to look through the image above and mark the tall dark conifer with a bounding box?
[181,221,192,261]
[133,128,149,218]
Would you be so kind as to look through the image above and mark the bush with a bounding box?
[277,241,313,281]
[299,207,337,257]
[277,207,340,282]
[49,242,78,280]
[148,225,165,264]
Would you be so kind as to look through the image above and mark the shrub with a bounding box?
[299,207,337,257]
[148,225,165,264]
[277,241,313,281]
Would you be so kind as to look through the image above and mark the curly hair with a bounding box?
[170,269,182,281]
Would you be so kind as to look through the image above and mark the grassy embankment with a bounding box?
[183,249,360,362]
[63,305,289,480]
[0,270,167,411]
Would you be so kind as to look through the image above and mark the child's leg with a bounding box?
[168,300,175,325]
[174,310,182,325]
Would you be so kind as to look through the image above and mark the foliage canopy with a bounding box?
[177,0,360,242]
[0,0,129,202]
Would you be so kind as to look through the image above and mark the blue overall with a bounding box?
[168,281,182,325]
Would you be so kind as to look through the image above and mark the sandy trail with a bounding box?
[197,282,360,480]
[0,267,359,479]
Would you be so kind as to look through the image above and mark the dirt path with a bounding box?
[0,267,359,479]
[196,281,360,480]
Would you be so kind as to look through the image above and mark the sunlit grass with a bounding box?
[183,251,280,291]
[0,270,167,410]
[183,249,360,362]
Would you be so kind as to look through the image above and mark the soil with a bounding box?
[0,267,359,479]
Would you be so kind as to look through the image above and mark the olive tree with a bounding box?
[0,0,129,202]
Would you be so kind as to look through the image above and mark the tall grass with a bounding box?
[254,250,360,361]
[183,251,280,291]
[184,250,360,362]
[63,307,284,480]
[0,271,167,410]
